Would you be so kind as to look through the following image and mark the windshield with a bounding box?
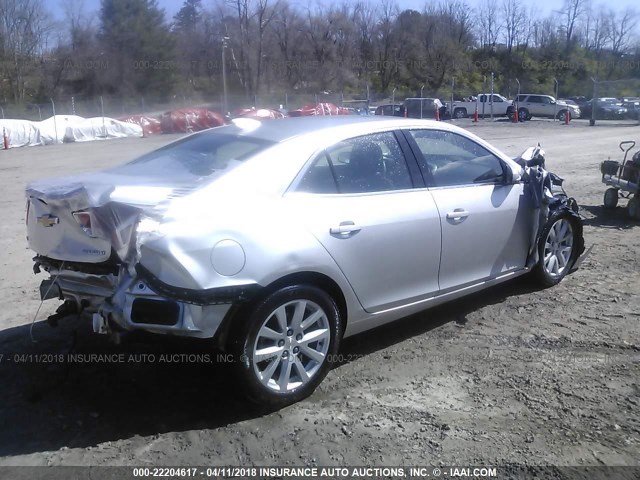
[107,131,274,182]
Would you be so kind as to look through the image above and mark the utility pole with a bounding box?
[553,78,559,121]
[515,78,520,121]
[590,77,597,126]
[222,36,230,116]
[451,77,455,121]
[391,87,397,116]
[490,72,494,120]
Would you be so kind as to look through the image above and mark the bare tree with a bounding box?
[270,2,306,89]
[441,0,475,46]
[374,0,399,91]
[561,0,587,50]
[607,6,638,55]
[476,0,502,50]
[353,1,377,65]
[254,0,281,94]
[501,0,526,53]
[0,0,54,101]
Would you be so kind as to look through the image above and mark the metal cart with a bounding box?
[600,141,640,219]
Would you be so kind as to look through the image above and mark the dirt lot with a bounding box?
[0,120,638,469]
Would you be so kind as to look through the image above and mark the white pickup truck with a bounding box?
[448,94,511,119]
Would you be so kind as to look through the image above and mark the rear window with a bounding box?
[108,131,274,181]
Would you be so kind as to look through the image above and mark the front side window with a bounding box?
[407,129,505,187]
[295,132,414,194]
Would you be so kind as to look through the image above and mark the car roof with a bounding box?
[209,115,446,143]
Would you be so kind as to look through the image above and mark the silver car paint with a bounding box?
[430,182,532,291]
[27,117,535,340]
[285,189,442,313]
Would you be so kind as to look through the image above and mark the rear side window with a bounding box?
[295,154,339,194]
[110,132,273,181]
[294,132,414,194]
[407,129,505,187]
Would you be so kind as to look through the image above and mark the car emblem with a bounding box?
[37,214,60,227]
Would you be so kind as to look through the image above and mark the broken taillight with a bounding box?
[72,211,95,237]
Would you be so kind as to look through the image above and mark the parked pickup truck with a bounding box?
[448,94,511,119]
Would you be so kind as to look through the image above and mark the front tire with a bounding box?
[231,285,342,408]
[533,212,581,287]
[604,188,619,209]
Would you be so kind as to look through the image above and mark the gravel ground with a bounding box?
[0,120,638,468]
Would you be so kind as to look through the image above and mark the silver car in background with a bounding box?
[26,116,585,406]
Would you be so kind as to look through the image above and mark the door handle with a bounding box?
[446,209,469,221]
[330,221,361,235]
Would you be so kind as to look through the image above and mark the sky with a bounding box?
[57,0,640,30]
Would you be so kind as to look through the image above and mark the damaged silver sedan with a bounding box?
[26,116,585,406]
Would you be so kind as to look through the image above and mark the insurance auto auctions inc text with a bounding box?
[246,466,497,478]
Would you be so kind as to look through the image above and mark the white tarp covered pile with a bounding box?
[0,115,143,149]
[63,117,143,143]
[38,115,85,144]
[0,119,45,147]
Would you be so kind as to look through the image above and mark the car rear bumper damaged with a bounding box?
[34,256,256,339]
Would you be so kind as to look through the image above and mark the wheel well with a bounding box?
[264,272,348,327]
[215,272,349,351]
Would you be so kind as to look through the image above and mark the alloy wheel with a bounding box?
[543,218,574,278]
[252,300,330,393]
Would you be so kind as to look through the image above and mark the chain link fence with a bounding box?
[3,82,636,124]
[588,78,640,126]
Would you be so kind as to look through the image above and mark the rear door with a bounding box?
[286,130,442,313]
[403,128,532,292]
[525,95,544,116]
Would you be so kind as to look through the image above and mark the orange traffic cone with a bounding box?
[565,110,571,125]
[473,108,478,122]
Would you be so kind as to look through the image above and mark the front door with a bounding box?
[404,128,532,292]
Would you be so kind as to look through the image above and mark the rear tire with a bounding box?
[453,108,467,119]
[533,211,581,287]
[604,188,619,209]
[231,284,342,408]
[518,108,530,122]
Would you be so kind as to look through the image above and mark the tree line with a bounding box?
[0,0,639,106]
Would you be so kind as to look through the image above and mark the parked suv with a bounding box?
[510,94,580,121]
